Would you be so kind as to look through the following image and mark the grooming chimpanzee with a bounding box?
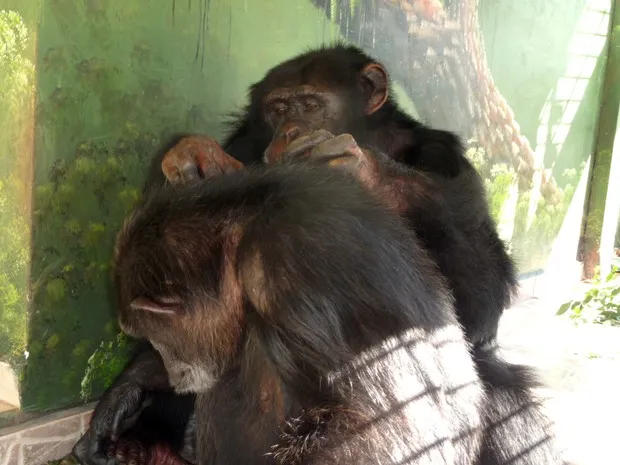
[114,162,487,465]
[73,44,561,465]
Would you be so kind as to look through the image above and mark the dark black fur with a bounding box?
[115,163,486,464]
[73,44,561,465]
[222,44,518,348]
[217,44,558,464]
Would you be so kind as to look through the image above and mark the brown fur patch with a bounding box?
[238,248,270,315]
[270,406,367,465]
[259,373,285,419]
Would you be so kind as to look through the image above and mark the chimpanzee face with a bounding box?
[114,211,246,395]
[117,290,245,394]
[257,55,389,165]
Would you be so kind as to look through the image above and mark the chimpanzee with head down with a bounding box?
[73,44,561,465]
[113,162,488,464]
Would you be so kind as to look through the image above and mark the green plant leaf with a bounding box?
[556,302,572,315]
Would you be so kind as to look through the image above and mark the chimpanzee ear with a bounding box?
[360,63,388,115]
[130,297,180,315]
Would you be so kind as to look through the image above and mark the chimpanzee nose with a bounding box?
[264,121,311,165]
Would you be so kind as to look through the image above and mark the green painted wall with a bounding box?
[0,0,38,424]
[479,0,611,271]
[22,0,339,413]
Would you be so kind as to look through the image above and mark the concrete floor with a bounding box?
[498,296,620,465]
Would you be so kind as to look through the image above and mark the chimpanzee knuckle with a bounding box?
[161,158,178,179]
[309,142,360,168]
[71,435,108,465]
[335,134,364,155]
[177,161,202,183]
[176,155,198,172]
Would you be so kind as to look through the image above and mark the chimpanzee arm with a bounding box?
[397,126,469,179]
[72,343,173,465]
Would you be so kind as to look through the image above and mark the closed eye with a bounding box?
[270,101,288,115]
[303,98,320,112]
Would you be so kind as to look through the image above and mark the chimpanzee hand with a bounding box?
[103,436,148,465]
[279,130,382,190]
[72,382,147,465]
[161,136,243,184]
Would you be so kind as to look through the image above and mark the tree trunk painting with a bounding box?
[313,0,563,204]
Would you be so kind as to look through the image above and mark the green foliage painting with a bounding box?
[0,9,34,371]
[23,133,155,409]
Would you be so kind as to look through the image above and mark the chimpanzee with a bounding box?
[73,44,561,465]
[114,161,487,465]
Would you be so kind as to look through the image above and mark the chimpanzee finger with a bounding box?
[309,133,363,163]
[161,138,197,183]
[106,438,148,465]
[279,129,334,162]
[110,387,143,442]
[309,134,382,190]
[175,158,202,183]
[193,136,243,177]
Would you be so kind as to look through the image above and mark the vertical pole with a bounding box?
[579,1,620,279]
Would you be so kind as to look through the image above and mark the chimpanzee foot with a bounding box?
[106,437,148,465]
[161,136,243,184]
